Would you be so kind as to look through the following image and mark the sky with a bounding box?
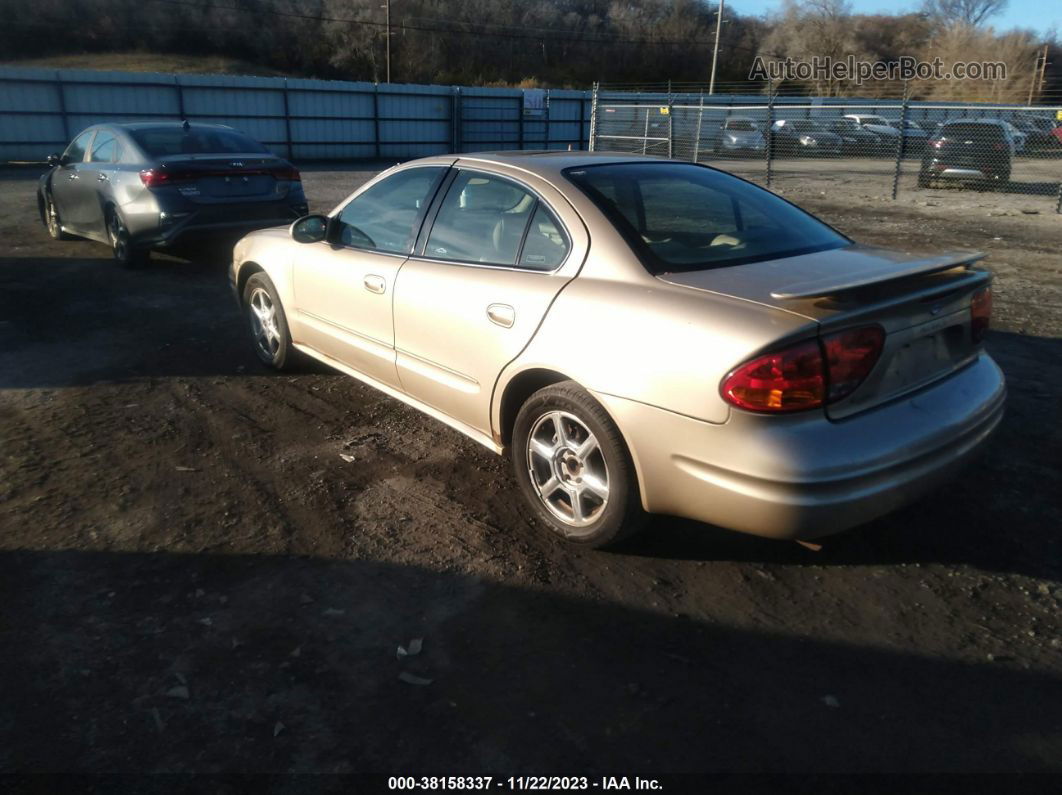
[730,0,1060,37]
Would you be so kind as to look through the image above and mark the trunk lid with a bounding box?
[658,244,991,418]
[151,154,295,203]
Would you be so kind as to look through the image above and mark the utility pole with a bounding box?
[1037,44,1049,102]
[384,0,391,84]
[709,0,724,95]
[1028,44,1048,105]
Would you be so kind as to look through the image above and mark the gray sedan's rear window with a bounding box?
[565,162,848,274]
[130,127,269,157]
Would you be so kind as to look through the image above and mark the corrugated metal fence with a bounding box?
[0,67,593,162]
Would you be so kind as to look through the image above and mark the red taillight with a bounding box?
[971,286,992,343]
[721,326,885,414]
[139,168,198,187]
[271,165,301,181]
[721,339,825,413]
[822,326,885,402]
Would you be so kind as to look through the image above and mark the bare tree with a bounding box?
[920,0,1008,27]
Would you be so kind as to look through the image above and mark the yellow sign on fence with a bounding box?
[659,107,670,115]
[1056,110,1062,121]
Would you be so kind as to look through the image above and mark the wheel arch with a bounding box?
[494,367,572,449]
[235,260,266,306]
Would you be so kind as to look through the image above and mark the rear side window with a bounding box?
[129,127,269,157]
[566,162,848,274]
[519,204,570,271]
[425,171,540,267]
[334,166,446,255]
[90,132,118,163]
[64,130,94,163]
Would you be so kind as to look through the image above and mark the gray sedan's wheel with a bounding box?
[108,210,148,269]
[513,381,646,548]
[242,272,297,370]
[44,193,72,240]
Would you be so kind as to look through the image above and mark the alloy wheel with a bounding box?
[248,286,281,361]
[109,213,128,260]
[526,410,609,528]
[47,197,60,237]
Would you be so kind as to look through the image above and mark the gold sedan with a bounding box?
[230,152,1005,548]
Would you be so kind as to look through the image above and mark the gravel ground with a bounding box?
[1,161,1061,777]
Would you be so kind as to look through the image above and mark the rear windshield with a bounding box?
[939,123,1005,140]
[725,120,757,131]
[130,127,269,157]
[564,162,848,274]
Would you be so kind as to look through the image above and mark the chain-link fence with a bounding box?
[589,82,1062,213]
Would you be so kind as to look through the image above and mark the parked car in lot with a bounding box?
[827,118,886,153]
[769,119,842,155]
[38,122,308,267]
[843,113,902,146]
[896,119,930,153]
[919,120,1013,188]
[1010,117,1050,147]
[712,116,766,155]
[1001,121,1028,152]
[230,152,1004,548]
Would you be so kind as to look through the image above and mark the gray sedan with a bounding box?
[38,122,308,267]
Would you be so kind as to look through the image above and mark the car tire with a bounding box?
[107,209,149,269]
[242,272,298,370]
[43,192,72,240]
[512,381,647,548]
[917,171,931,188]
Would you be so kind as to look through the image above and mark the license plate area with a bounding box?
[827,315,973,420]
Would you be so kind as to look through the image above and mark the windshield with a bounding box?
[130,127,270,157]
[564,162,849,275]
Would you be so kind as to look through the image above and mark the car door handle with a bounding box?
[363,274,386,294]
[67,173,79,180]
[486,303,515,328]
[97,173,108,182]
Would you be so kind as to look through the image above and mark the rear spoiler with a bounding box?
[770,251,986,300]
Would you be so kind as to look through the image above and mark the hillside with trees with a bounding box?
[1,0,1057,101]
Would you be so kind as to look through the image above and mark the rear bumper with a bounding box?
[124,200,307,248]
[593,354,1006,540]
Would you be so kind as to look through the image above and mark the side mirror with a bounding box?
[46,153,62,167]
[290,214,329,244]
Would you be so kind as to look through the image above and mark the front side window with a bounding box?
[334,167,445,255]
[64,130,94,163]
[90,132,118,163]
[424,171,543,267]
[565,162,849,274]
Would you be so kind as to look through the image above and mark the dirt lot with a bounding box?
[1,162,1061,778]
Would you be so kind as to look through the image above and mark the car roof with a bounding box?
[105,122,238,132]
[421,150,665,170]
